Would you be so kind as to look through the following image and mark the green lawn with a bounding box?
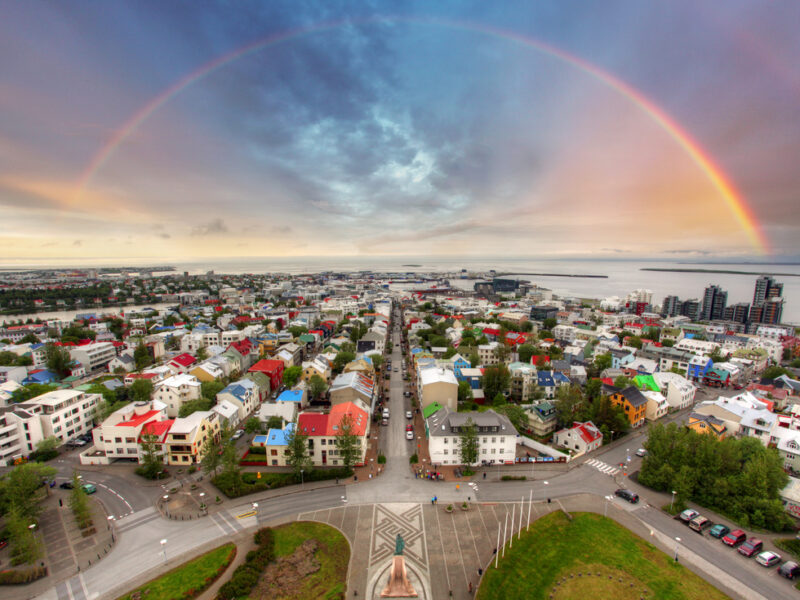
[262,521,350,600]
[477,512,730,600]
[116,543,236,600]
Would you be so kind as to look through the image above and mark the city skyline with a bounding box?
[2,1,800,260]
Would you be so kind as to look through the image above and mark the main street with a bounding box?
[31,318,799,600]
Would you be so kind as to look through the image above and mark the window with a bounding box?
[500,437,505,444]
[271,449,277,456]
[482,437,487,443]
[491,437,496,443]
[482,448,486,454]
[491,448,496,454]
[443,449,448,455]
[321,439,326,446]
[443,438,448,444]
[499,448,504,454]
[127,448,137,454]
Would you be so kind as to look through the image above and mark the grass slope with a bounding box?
[265,521,350,600]
[116,543,235,600]
[477,512,730,600]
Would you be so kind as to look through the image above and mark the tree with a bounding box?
[554,385,584,429]
[6,506,42,565]
[458,417,479,466]
[0,462,56,522]
[627,336,643,350]
[133,342,152,370]
[542,317,557,330]
[244,417,262,434]
[200,427,225,478]
[283,366,303,387]
[594,353,612,372]
[309,374,328,399]
[288,325,308,338]
[492,393,507,407]
[137,433,164,479]
[458,381,474,403]
[494,404,528,434]
[469,352,480,368]
[19,332,40,344]
[196,346,208,361]
[285,426,312,481]
[517,343,537,364]
[45,343,72,378]
[130,378,154,403]
[201,380,225,402]
[69,471,92,529]
[371,354,384,372]
[333,351,356,374]
[218,426,242,494]
[585,379,602,401]
[482,365,511,402]
[179,397,213,417]
[614,376,632,389]
[763,366,791,380]
[265,416,284,430]
[334,413,361,470]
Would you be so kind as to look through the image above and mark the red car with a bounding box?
[722,529,747,547]
[738,538,763,557]
[406,424,413,432]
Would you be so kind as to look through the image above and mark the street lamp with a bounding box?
[160,538,168,563]
[670,490,677,513]
[300,469,304,487]
[674,537,681,562]
[543,480,549,504]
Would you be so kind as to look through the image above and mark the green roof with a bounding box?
[298,334,315,343]
[422,402,444,419]
[633,374,660,392]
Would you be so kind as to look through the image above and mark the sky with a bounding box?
[1,0,799,263]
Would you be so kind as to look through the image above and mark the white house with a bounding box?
[653,372,696,410]
[426,407,517,466]
[154,374,202,417]
[642,390,669,421]
[553,421,603,455]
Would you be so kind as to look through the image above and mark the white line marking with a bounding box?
[434,505,452,592]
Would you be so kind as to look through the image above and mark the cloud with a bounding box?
[73,240,82,246]
[157,232,171,239]
[191,219,228,236]
[664,249,712,255]
[600,248,631,254]
[271,225,292,234]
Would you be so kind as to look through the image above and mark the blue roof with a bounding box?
[553,372,571,383]
[537,372,555,386]
[411,348,423,354]
[265,423,294,446]
[277,390,303,403]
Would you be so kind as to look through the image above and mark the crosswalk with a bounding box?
[586,458,620,476]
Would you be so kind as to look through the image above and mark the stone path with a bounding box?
[298,500,556,599]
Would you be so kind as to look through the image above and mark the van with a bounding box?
[689,516,712,533]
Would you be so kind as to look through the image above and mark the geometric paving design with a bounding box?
[369,503,428,573]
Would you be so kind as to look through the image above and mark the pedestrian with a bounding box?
[434,496,438,505]
[483,472,486,479]
[493,547,497,555]
[468,581,473,593]
[478,568,483,576]
[431,497,435,506]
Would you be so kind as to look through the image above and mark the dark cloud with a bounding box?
[191,219,228,236]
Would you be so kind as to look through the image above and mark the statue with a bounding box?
[381,533,417,597]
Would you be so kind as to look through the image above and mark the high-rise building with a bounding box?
[750,276,785,326]
[681,299,701,321]
[700,285,727,321]
[753,276,783,308]
[662,295,681,317]
[723,302,750,324]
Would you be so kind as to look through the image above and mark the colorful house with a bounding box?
[610,386,648,428]
[249,359,285,391]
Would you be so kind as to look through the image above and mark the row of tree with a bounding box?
[639,422,793,532]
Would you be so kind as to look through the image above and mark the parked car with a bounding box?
[382,418,389,426]
[406,410,413,419]
[755,551,781,567]
[59,481,74,490]
[406,430,414,440]
[231,430,244,440]
[689,516,712,533]
[778,561,800,579]
[406,424,413,432]
[81,483,97,495]
[708,524,730,539]
[382,408,390,419]
[635,448,647,457]
[678,509,699,523]
[614,489,639,503]
[738,538,763,557]
[722,529,747,547]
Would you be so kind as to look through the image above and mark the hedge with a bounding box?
[247,446,267,455]
[501,475,526,481]
[213,467,352,499]
[0,566,47,585]
[216,528,274,600]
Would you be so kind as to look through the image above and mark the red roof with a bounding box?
[297,412,329,435]
[139,419,174,443]
[230,340,254,355]
[118,410,160,427]
[531,355,551,366]
[574,421,602,443]
[127,372,158,380]
[297,403,368,437]
[601,377,614,386]
[171,353,196,367]
[249,359,284,374]
[483,328,500,336]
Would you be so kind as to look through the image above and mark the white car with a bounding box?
[635,448,647,457]
[755,551,781,567]
[231,430,245,440]
[406,430,414,440]
[406,410,413,419]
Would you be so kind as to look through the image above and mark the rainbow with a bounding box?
[76,16,769,254]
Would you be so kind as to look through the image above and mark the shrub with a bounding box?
[214,467,352,499]
[0,566,47,584]
[409,453,418,464]
[377,454,386,464]
[188,466,197,474]
[29,448,58,463]
[501,475,526,481]
[247,446,267,455]
[216,528,274,600]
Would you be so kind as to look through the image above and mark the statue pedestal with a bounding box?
[380,555,418,597]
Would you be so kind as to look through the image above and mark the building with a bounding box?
[296,402,369,466]
[662,295,681,317]
[753,275,783,308]
[508,362,537,402]
[154,374,202,418]
[681,299,701,321]
[700,285,727,322]
[165,410,221,465]
[70,342,116,371]
[85,400,169,464]
[17,389,101,445]
[553,421,603,455]
[609,386,648,428]
[329,372,374,412]
[418,368,459,412]
[253,423,295,466]
[530,306,558,322]
[0,405,45,466]
[248,359,285,392]
[750,276,784,326]
[478,341,500,366]
[642,390,669,421]
[216,378,261,420]
[522,402,557,437]
[724,303,750,324]
[687,413,728,439]
[653,372,696,410]
[426,406,517,466]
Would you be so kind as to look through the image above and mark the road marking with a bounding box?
[55,581,71,600]
[433,505,452,592]
[586,459,619,476]
[210,512,234,535]
[236,510,256,519]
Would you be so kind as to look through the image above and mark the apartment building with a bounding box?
[426,407,517,466]
[70,342,117,371]
[85,400,169,464]
[296,402,369,467]
[165,410,220,465]
[154,374,202,417]
[20,390,101,444]
[0,405,45,466]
